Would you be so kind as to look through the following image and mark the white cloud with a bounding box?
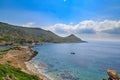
[43,20,120,35]
[22,22,35,27]
[95,20,120,32]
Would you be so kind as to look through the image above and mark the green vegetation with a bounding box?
[0,22,84,44]
[0,64,40,80]
[0,54,3,59]
[0,46,21,56]
[10,46,21,50]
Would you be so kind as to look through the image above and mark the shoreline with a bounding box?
[23,45,54,80]
[0,45,54,80]
[25,61,53,80]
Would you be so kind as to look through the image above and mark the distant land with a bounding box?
[0,22,86,45]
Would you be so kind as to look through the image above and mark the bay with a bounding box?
[31,40,120,80]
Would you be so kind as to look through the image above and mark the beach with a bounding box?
[25,61,53,80]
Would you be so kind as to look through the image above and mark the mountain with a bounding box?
[0,22,85,44]
[63,34,83,43]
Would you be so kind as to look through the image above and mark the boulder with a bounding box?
[107,69,119,80]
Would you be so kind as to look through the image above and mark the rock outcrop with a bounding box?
[107,69,119,80]
[103,69,120,80]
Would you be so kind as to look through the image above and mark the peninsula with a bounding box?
[0,46,51,80]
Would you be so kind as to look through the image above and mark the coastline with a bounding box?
[0,45,53,80]
[24,46,53,80]
[25,61,53,80]
[1,44,120,80]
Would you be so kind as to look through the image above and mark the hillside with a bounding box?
[0,22,85,44]
[0,64,40,80]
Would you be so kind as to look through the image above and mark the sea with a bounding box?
[31,40,120,80]
[1,40,120,80]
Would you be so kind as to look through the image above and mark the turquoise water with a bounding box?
[31,40,120,80]
[0,45,10,50]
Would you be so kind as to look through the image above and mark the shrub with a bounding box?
[0,64,40,80]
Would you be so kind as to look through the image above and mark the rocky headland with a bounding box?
[0,46,51,80]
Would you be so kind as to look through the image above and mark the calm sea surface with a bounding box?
[31,40,120,80]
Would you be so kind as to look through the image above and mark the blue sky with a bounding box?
[0,0,120,25]
[0,0,120,40]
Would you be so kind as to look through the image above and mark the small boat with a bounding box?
[70,52,76,55]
